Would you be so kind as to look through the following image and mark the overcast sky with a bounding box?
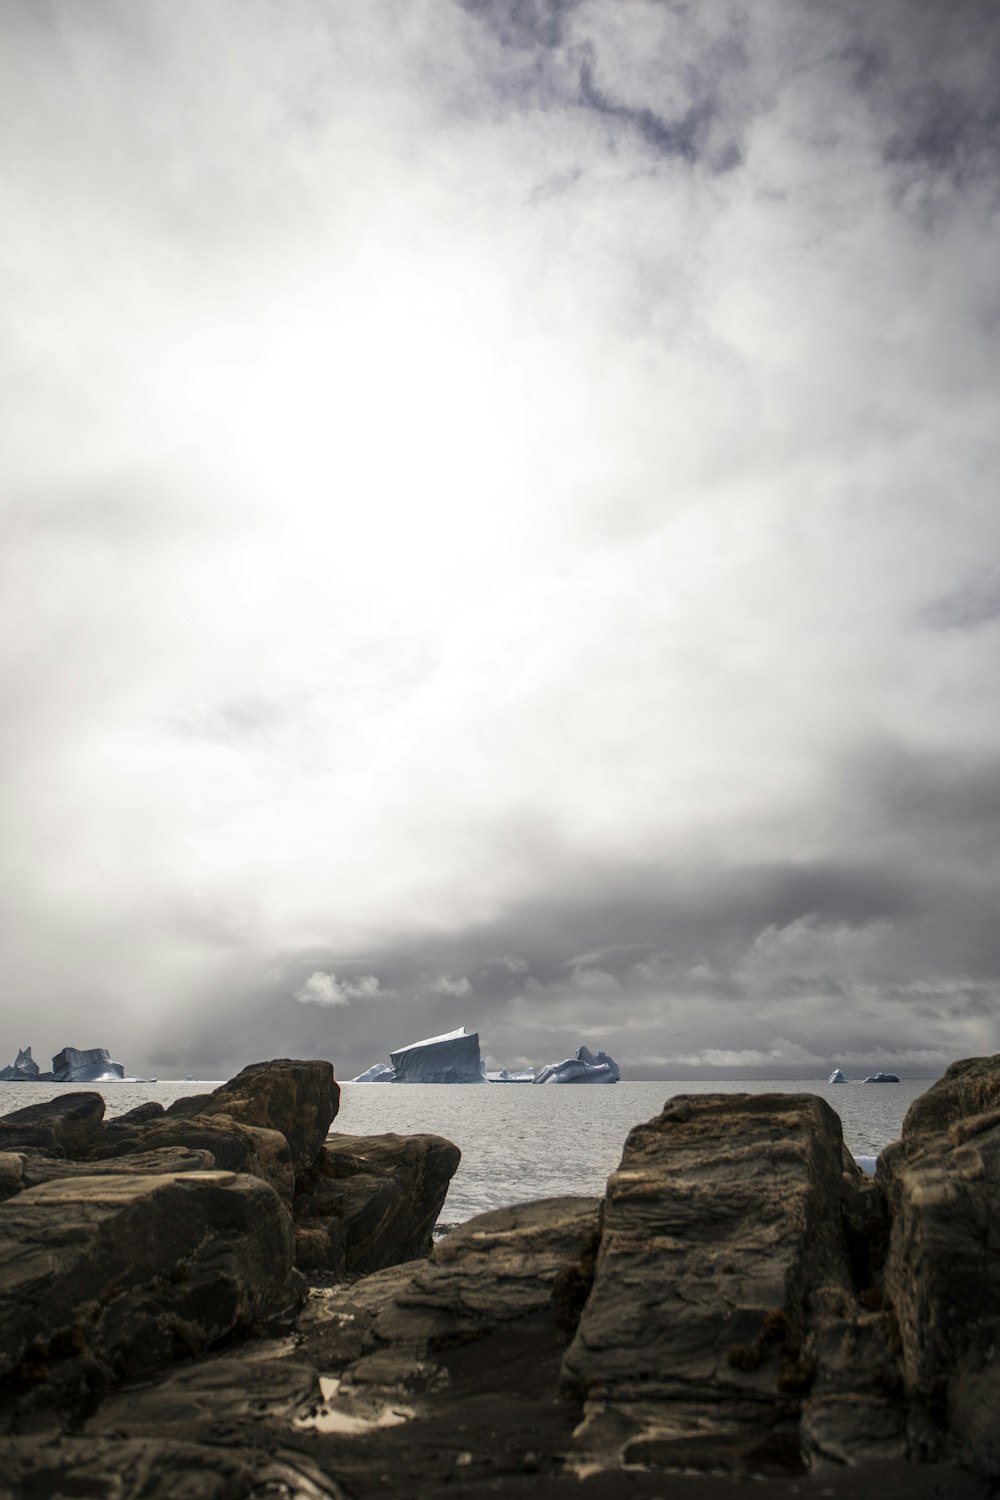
[2,0,999,1081]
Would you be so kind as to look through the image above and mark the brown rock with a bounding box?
[294,1132,460,1276]
[92,1115,294,1199]
[0,1091,105,1157]
[0,1170,302,1413]
[198,1058,339,1172]
[878,1055,1000,1476]
[561,1093,878,1471]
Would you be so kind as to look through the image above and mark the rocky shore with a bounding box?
[0,1054,997,1499]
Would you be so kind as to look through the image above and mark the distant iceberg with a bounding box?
[0,1046,51,1082]
[862,1071,900,1083]
[533,1044,620,1085]
[52,1046,126,1083]
[828,1068,848,1084]
[485,1068,536,1083]
[352,1026,486,1084]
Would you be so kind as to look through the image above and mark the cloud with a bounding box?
[1,0,998,1078]
[294,972,398,1007]
[426,974,473,997]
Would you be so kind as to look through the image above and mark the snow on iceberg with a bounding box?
[828,1068,848,1083]
[533,1044,620,1085]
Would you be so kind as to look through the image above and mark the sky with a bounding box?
[2,0,999,1081]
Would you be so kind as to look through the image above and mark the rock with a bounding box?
[0,1091,106,1157]
[863,1073,900,1084]
[0,1151,26,1202]
[829,1068,848,1083]
[534,1044,620,1084]
[0,1437,346,1499]
[0,1046,42,1082]
[294,1132,461,1276]
[115,1101,166,1125]
[195,1058,339,1172]
[17,1145,217,1190]
[877,1055,1000,1476]
[93,1115,294,1199]
[164,1093,213,1117]
[291,1197,600,1445]
[893,1052,1000,1143]
[390,1027,486,1084]
[561,1092,893,1472]
[0,1170,303,1414]
[52,1046,125,1082]
[85,1355,323,1438]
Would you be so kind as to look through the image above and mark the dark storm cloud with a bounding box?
[576,52,724,166]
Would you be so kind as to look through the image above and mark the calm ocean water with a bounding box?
[0,1075,929,1225]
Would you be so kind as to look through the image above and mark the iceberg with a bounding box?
[485,1068,536,1083]
[51,1046,126,1083]
[352,1027,486,1084]
[0,1046,51,1082]
[352,1062,396,1084]
[828,1068,848,1084]
[862,1072,900,1083]
[533,1044,620,1085]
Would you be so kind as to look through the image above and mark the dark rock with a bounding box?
[561,1093,902,1472]
[196,1059,339,1172]
[0,1152,26,1202]
[878,1054,1000,1476]
[86,1355,322,1437]
[115,1101,166,1125]
[52,1045,125,1082]
[0,1170,303,1414]
[294,1132,460,1276]
[0,1091,105,1157]
[0,1436,346,1499]
[164,1093,213,1118]
[893,1052,1000,1144]
[93,1115,294,1198]
[18,1145,216,1189]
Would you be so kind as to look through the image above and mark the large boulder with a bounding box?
[294,1132,461,1276]
[878,1055,1000,1475]
[0,1092,105,1157]
[0,1170,302,1415]
[15,1146,217,1191]
[191,1059,339,1172]
[561,1093,896,1472]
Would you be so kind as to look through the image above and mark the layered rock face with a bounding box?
[562,1092,891,1471]
[878,1052,1000,1476]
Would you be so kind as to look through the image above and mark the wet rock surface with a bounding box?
[2,1054,998,1499]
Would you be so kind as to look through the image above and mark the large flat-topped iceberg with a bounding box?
[52,1046,125,1083]
[391,1026,486,1084]
[352,1027,487,1084]
[533,1044,620,1085]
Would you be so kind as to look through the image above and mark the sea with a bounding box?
[0,1076,929,1227]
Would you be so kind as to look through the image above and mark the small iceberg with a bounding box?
[0,1046,50,1082]
[828,1068,848,1084]
[862,1072,900,1083]
[533,1044,620,1085]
